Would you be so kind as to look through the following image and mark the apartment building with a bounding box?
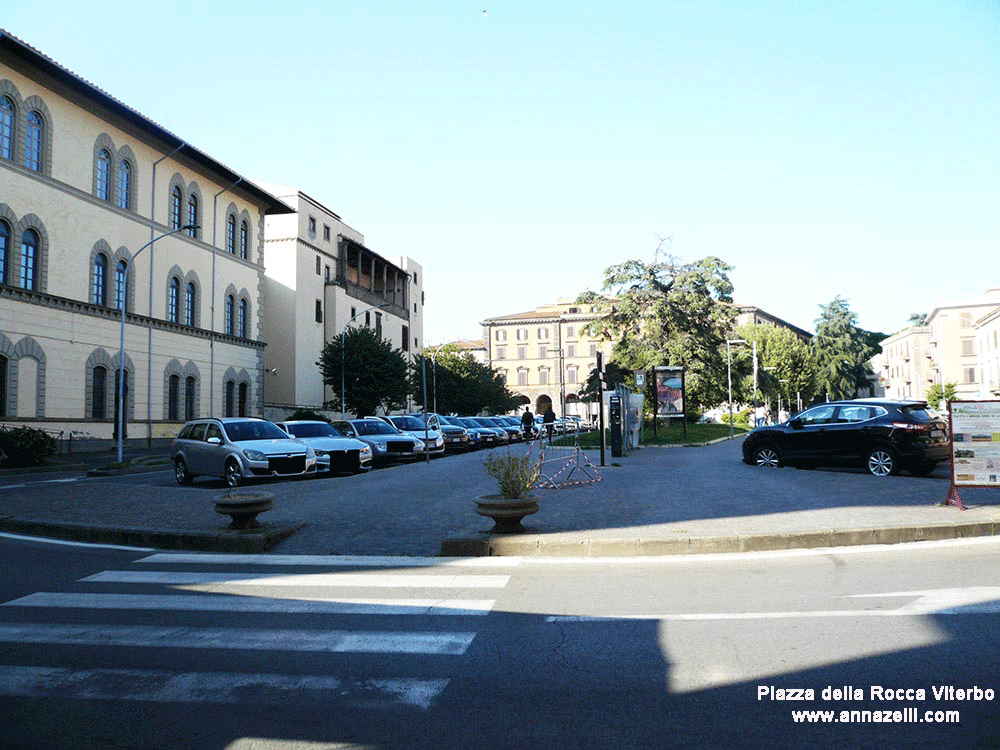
[873,289,1000,403]
[257,184,423,417]
[0,30,292,443]
[480,299,613,419]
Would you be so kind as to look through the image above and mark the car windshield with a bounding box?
[355,420,398,435]
[223,421,289,442]
[285,422,343,438]
[390,416,426,430]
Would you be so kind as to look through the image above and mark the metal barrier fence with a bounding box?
[527,424,601,489]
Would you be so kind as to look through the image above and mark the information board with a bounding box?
[654,367,684,419]
[949,400,1000,488]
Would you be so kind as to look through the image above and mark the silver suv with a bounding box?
[172,417,318,488]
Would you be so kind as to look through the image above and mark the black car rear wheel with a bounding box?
[753,444,781,468]
[866,446,899,477]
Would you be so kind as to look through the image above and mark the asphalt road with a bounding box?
[2,533,998,749]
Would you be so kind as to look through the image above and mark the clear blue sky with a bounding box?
[6,1,998,343]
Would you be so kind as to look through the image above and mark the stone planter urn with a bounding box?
[475,494,539,534]
[215,491,274,530]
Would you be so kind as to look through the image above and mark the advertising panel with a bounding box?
[950,400,1000,487]
[654,367,684,419]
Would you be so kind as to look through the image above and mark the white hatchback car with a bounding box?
[276,420,373,474]
[172,417,318,488]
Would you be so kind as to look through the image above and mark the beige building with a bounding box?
[481,299,613,419]
[256,184,423,417]
[872,289,1000,403]
[0,30,291,443]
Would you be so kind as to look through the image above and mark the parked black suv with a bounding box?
[741,399,949,477]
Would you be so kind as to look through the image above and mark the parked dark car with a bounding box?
[741,399,949,477]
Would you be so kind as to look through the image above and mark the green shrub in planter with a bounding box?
[0,426,58,467]
[483,450,539,499]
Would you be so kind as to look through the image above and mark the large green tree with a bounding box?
[732,323,816,409]
[579,361,630,404]
[589,254,736,408]
[317,326,409,417]
[811,296,881,401]
[410,348,520,416]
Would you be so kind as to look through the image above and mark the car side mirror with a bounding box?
[207,436,222,445]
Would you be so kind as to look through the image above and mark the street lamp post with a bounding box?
[117,223,198,464]
[727,338,747,438]
[340,303,389,418]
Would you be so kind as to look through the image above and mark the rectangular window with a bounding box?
[496,346,506,360]
[539,369,549,385]
[965,367,977,384]
[315,300,322,323]
[517,328,528,341]
[567,368,578,384]
[518,370,528,386]
[566,326,575,338]
[538,327,549,340]
[496,329,507,341]
[402,325,409,351]
[324,225,331,241]
[961,338,976,356]
[325,265,331,282]
[567,343,576,357]
[316,256,321,275]
[590,343,598,356]
[517,345,527,359]
[92,367,107,420]
[308,216,317,234]
[538,345,547,359]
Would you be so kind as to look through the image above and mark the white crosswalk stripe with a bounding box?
[0,555,508,710]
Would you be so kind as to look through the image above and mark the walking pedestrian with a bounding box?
[520,407,534,439]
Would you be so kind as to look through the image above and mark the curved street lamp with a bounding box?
[117,223,199,464]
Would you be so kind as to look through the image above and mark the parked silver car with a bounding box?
[276,420,373,474]
[172,417,318,488]
[379,415,446,455]
[332,418,425,463]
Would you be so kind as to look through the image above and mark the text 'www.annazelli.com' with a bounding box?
[791,708,960,724]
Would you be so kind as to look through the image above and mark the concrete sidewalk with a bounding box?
[1,438,998,556]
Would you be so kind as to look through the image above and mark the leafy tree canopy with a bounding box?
[731,323,816,406]
[579,361,631,403]
[410,349,520,416]
[811,296,879,401]
[316,326,409,417]
[590,253,736,407]
[926,382,957,412]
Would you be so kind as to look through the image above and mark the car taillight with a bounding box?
[891,422,929,431]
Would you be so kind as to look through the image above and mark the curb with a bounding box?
[440,519,1000,557]
[0,516,305,553]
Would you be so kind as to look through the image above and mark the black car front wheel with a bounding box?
[866,446,900,477]
[753,444,781,468]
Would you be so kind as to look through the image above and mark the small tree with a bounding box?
[926,382,957,412]
[317,327,409,417]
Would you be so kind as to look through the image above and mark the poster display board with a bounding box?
[654,367,684,419]
[946,400,1000,509]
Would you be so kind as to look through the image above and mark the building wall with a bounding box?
[481,300,613,417]
[872,326,932,401]
[926,291,1000,400]
[976,308,1000,398]
[1,38,281,440]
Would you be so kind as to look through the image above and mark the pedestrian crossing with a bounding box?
[0,553,516,710]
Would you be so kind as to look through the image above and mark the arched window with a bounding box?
[0,354,7,417]
[239,220,249,259]
[96,149,111,201]
[225,380,235,417]
[226,215,236,254]
[187,194,199,237]
[168,276,180,322]
[238,382,249,417]
[170,186,183,230]
[185,282,196,327]
[239,298,248,338]
[20,229,39,290]
[117,159,132,209]
[168,374,180,421]
[184,376,196,420]
[25,111,43,172]
[0,96,13,160]
[114,260,127,311]
[0,220,9,285]
[225,294,235,336]
[93,253,108,306]
[92,365,107,419]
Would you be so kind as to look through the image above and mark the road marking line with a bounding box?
[4,592,496,616]
[137,553,522,567]
[546,604,1000,622]
[82,571,511,588]
[0,623,476,654]
[0,666,449,709]
[0,532,153,552]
